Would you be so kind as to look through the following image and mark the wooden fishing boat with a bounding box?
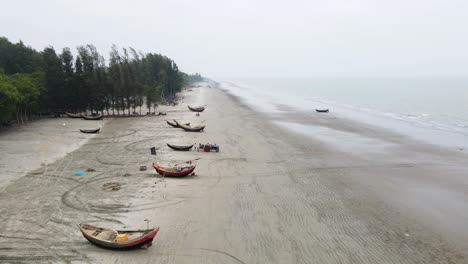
[187,105,205,112]
[80,128,100,134]
[166,120,178,127]
[79,223,160,250]
[175,121,205,132]
[66,112,82,118]
[82,114,103,120]
[166,120,190,128]
[152,163,196,177]
[167,143,194,151]
[315,109,329,113]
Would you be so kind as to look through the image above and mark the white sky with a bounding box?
[1,0,468,78]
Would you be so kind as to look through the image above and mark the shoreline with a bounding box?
[219,80,468,151]
[222,81,468,253]
[0,81,466,263]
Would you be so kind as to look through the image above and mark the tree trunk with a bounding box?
[16,106,20,125]
[24,104,28,122]
[19,105,24,125]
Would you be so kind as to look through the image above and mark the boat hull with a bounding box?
[187,105,205,112]
[180,125,205,132]
[152,163,196,177]
[166,120,190,128]
[82,233,157,250]
[167,144,194,151]
[79,224,160,250]
[315,109,329,113]
[80,128,100,134]
[174,120,205,132]
[66,112,82,118]
[82,114,103,120]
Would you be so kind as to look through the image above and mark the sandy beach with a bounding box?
[0,118,107,192]
[0,81,467,263]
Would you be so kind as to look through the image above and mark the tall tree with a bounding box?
[0,36,190,123]
[42,47,64,111]
[0,74,19,124]
[61,48,75,111]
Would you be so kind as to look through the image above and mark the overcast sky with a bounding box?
[1,0,468,79]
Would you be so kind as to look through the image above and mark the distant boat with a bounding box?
[315,109,329,113]
[80,128,100,134]
[82,114,103,120]
[166,120,190,128]
[78,223,160,250]
[152,163,196,177]
[175,121,205,132]
[167,143,194,151]
[187,105,205,112]
[66,112,82,118]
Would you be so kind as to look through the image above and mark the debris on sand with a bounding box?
[101,182,123,192]
[86,168,96,172]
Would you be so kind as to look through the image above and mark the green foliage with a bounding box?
[42,47,65,111]
[0,36,191,123]
[0,74,19,123]
[0,37,42,74]
[9,73,40,103]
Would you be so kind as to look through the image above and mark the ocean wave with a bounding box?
[220,81,468,147]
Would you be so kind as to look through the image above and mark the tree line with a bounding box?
[0,37,200,125]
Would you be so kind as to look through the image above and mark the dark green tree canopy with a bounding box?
[0,36,199,124]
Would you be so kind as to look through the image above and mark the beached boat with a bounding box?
[79,223,160,250]
[66,112,82,118]
[187,105,205,112]
[167,143,194,151]
[166,120,190,128]
[152,163,196,177]
[166,120,178,127]
[80,128,100,134]
[82,114,103,120]
[180,124,205,132]
[315,109,329,113]
[175,121,205,132]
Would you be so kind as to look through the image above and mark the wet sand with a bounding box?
[0,81,467,263]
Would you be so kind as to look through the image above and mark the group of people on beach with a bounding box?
[195,143,219,152]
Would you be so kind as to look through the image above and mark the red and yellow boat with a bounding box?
[79,223,160,250]
[152,163,196,177]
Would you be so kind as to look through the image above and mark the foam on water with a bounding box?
[219,79,468,149]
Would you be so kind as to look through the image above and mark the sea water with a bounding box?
[220,77,468,149]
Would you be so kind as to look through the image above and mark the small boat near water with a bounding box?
[80,128,100,134]
[167,143,194,151]
[152,163,196,177]
[175,121,205,132]
[166,120,190,128]
[82,114,104,120]
[187,105,205,112]
[66,112,82,118]
[79,223,160,250]
[315,109,329,113]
